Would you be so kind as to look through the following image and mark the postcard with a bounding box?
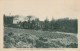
[0,0,80,51]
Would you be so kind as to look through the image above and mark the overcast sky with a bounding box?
[2,0,78,21]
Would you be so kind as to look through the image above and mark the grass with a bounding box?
[4,27,78,48]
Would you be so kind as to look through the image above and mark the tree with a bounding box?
[43,17,49,30]
[31,20,36,29]
[27,15,33,29]
[50,17,55,30]
[35,18,40,30]
[22,21,28,29]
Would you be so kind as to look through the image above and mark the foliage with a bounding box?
[4,15,78,33]
[4,29,78,48]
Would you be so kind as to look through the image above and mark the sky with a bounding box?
[2,0,79,21]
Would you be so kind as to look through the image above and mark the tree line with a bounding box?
[4,15,78,33]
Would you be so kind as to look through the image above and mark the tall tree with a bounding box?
[27,15,33,29]
[35,18,40,30]
[43,17,49,30]
[50,17,55,30]
[31,20,35,29]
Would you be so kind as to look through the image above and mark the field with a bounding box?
[4,27,78,48]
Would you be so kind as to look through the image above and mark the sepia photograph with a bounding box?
[3,14,78,48]
[0,0,80,50]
